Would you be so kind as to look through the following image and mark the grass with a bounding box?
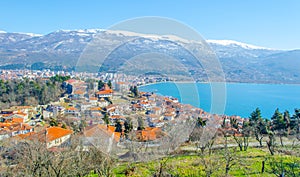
[110,146,300,177]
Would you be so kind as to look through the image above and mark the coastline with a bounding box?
[138,81,300,118]
[138,81,207,88]
[138,81,300,88]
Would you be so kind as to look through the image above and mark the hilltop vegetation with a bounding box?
[0,75,70,109]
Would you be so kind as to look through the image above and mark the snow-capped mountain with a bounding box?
[207,39,271,50]
[0,29,280,58]
[207,39,280,59]
[0,29,275,54]
[0,29,299,83]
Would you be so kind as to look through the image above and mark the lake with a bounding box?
[139,82,300,118]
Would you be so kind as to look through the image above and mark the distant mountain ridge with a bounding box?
[0,29,299,83]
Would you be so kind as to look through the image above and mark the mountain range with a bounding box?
[0,29,299,83]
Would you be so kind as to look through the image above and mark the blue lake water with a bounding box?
[139,82,300,118]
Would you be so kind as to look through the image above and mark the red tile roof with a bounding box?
[66,107,77,111]
[136,127,162,141]
[84,124,120,142]
[65,79,78,84]
[46,127,73,142]
[74,90,85,95]
[96,90,113,95]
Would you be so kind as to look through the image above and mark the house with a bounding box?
[148,94,156,101]
[87,107,103,119]
[132,104,143,111]
[146,114,162,127]
[139,101,151,109]
[2,114,24,123]
[115,82,130,93]
[96,84,113,98]
[89,97,98,105]
[65,107,80,116]
[14,111,29,122]
[89,107,103,113]
[0,122,34,139]
[43,110,53,119]
[164,113,175,121]
[90,112,104,121]
[105,104,117,114]
[79,102,92,112]
[44,105,64,118]
[72,90,85,99]
[13,126,72,148]
[7,106,35,122]
[136,127,163,141]
[165,107,176,115]
[46,126,73,148]
[64,79,78,86]
[149,119,165,127]
[96,90,113,98]
[1,109,14,115]
[63,79,86,94]
[151,107,162,115]
[82,124,121,149]
[110,115,125,123]
[0,130,10,140]
[11,123,33,136]
[98,98,110,107]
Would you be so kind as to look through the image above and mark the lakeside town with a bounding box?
[0,69,246,150]
[1,69,300,176]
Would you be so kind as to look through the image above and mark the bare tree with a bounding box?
[0,135,115,177]
[223,136,238,176]
[266,131,276,156]
[232,120,250,151]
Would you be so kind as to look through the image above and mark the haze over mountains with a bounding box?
[0,29,299,83]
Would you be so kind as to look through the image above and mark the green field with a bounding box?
[104,146,300,177]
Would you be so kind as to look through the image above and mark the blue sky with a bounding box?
[0,0,299,49]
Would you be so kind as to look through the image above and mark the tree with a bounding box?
[189,117,207,153]
[61,123,67,129]
[49,118,58,126]
[102,113,110,125]
[271,108,286,147]
[232,119,250,151]
[283,110,291,135]
[223,135,238,176]
[124,117,133,138]
[220,117,239,175]
[50,75,70,83]
[190,117,219,177]
[266,126,276,156]
[98,80,105,90]
[0,78,65,108]
[291,109,300,135]
[0,136,115,177]
[249,108,266,147]
[115,119,122,133]
[79,119,87,132]
[107,80,112,89]
[137,117,144,130]
[196,116,207,127]
[130,86,139,98]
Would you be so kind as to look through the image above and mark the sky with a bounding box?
[0,0,299,49]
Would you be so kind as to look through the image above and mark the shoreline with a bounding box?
[138,81,300,118]
[138,81,300,88]
[138,80,218,88]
